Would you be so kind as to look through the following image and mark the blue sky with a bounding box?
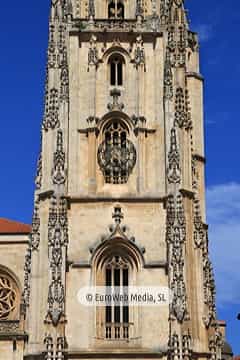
[0,0,239,354]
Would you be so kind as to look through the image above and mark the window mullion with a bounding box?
[111,266,114,325]
[115,62,118,86]
[115,0,117,18]
[120,267,123,325]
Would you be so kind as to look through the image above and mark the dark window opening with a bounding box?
[108,0,124,19]
[109,56,123,86]
[105,256,129,339]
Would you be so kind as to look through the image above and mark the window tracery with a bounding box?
[108,0,124,19]
[0,273,18,320]
[97,120,136,184]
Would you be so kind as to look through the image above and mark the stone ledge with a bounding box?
[67,350,167,359]
[67,195,167,204]
[193,153,206,163]
[70,260,167,269]
[186,72,204,81]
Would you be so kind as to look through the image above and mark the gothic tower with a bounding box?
[22,0,223,359]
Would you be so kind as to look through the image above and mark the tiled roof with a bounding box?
[233,357,240,360]
[0,218,31,234]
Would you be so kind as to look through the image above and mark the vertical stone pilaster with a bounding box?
[23,1,72,358]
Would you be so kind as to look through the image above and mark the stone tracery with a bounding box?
[0,273,18,320]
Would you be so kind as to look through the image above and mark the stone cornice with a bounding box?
[67,350,168,358]
[69,260,167,269]
[67,195,166,204]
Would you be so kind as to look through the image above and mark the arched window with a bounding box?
[108,0,124,19]
[105,255,129,339]
[93,231,143,342]
[0,270,19,320]
[109,55,124,86]
[97,120,136,184]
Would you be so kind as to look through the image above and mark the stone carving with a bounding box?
[168,332,180,360]
[136,0,144,17]
[43,0,70,132]
[35,152,42,190]
[88,35,99,68]
[44,334,66,360]
[168,331,192,360]
[48,23,57,69]
[57,336,65,355]
[191,156,217,327]
[75,19,159,33]
[202,249,216,327]
[193,198,205,248]
[134,35,145,68]
[43,88,60,131]
[164,50,173,100]
[89,206,145,255]
[188,31,198,52]
[98,118,136,184]
[0,321,20,333]
[22,245,32,310]
[174,87,191,129]
[88,0,95,18]
[52,130,67,186]
[209,327,223,360]
[107,88,124,112]
[167,127,181,184]
[182,331,192,360]
[167,194,189,323]
[31,199,41,252]
[98,138,136,184]
[0,275,17,320]
[46,195,68,326]
[130,115,146,128]
[60,49,69,102]
[166,20,187,68]
[44,334,54,360]
[64,0,73,18]
[75,0,81,17]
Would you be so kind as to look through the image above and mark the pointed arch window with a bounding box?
[108,0,124,19]
[94,232,143,343]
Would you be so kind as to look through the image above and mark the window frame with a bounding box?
[108,0,125,19]
[108,54,125,87]
[104,256,130,340]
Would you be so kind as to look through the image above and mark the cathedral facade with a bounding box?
[0,1,226,359]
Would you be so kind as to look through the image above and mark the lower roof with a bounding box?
[0,218,31,234]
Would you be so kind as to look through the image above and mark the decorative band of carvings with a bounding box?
[0,320,20,333]
[0,321,27,340]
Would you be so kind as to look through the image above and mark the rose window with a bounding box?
[0,274,17,320]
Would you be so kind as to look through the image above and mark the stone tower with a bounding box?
[22,0,223,359]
